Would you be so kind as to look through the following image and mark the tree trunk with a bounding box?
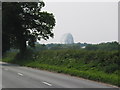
[19,39,27,54]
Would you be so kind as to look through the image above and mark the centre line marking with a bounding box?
[18,73,23,76]
[4,68,8,71]
[42,82,52,86]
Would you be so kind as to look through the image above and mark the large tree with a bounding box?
[2,2,55,54]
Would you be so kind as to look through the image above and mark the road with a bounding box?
[0,62,118,88]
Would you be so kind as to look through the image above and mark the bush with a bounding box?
[104,64,118,73]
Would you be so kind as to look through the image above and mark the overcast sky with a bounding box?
[39,1,118,44]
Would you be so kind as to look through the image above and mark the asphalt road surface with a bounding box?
[0,62,118,88]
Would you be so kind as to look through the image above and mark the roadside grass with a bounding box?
[24,62,119,86]
[2,51,120,87]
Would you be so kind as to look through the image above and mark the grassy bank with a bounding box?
[2,49,120,87]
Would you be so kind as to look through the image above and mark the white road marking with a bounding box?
[42,82,52,86]
[18,73,23,76]
[4,68,8,71]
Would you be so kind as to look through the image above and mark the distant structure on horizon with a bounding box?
[61,33,74,44]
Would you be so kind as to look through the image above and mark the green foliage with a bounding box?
[32,41,119,52]
[86,41,119,51]
[2,2,56,54]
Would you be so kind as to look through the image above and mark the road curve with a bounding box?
[0,62,119,88]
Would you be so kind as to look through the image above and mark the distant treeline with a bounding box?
[85,42,119,51]
[32,41,119,51]
[9,41,119,52]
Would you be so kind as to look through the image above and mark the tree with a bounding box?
[2,2,55,54]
